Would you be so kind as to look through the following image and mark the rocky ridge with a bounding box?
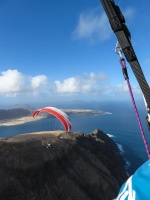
[0,129,127,200]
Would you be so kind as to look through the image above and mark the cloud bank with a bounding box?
[0,69,141,102]
[55,72,107,94]
[0,69,48,96]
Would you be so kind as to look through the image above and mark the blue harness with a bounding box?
[115,160,150,200]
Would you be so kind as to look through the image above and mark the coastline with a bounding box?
[0,109,110,126]
[0,115,45,126]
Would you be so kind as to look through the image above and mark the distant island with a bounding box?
[63,109,111,115]
[0,107,111,126]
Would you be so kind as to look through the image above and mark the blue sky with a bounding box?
[0,0,150,104]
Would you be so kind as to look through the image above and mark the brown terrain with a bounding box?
[0,129,127,200]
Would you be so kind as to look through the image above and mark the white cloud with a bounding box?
[0,70,109,98]
[31,75,48,89]
[55,72,108,94]
[55,77,80,93]
[72,8,112,43]
[72,6,136,43]
[132,86,141,94]
[123,7,135,21]
[0,69,142,101]
[0,69,48,96]
[117,81,129,92]
[115,81,141,94]
[0,70,25,94]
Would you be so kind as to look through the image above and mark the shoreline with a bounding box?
[0,109,111,126]
[0,115,45,126]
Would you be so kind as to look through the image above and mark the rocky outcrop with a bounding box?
[0,129,127,200]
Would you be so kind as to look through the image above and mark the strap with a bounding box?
[100,0,150,125]
[116,30,150,107]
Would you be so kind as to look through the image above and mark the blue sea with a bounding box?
[0,100,150,175]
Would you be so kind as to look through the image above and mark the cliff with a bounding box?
[0,129,127,200]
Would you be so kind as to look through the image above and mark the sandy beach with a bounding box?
[0,115,45,126]
[0,109,108,126]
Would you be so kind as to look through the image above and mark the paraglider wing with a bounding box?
[33,107,71,132]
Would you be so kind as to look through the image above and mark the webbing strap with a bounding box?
[129,60,150,107]
[116,31,150,108]
[100,0,150,111]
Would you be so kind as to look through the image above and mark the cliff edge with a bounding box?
[0,129,127,200]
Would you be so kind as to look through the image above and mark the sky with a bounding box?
[0,0,150,105]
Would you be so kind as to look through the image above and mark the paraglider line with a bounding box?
[120,58,150,158]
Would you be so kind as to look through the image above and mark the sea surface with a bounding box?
[1,100,150,175]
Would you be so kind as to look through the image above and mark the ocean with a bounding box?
[0,100,150,175]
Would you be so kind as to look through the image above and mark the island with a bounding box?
[63,109,111,115]
[0,108,111,126]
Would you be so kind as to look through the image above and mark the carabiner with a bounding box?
[115,41,122,59]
